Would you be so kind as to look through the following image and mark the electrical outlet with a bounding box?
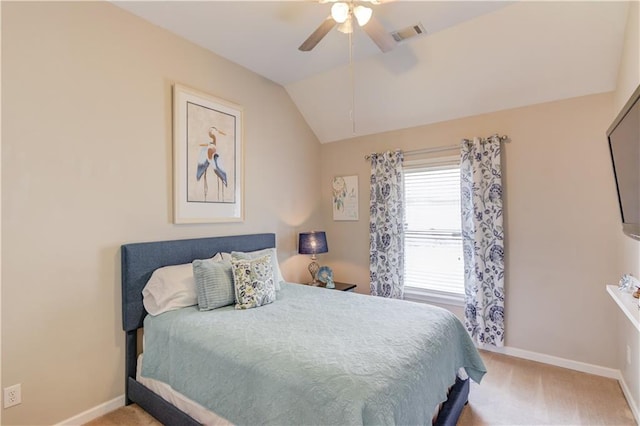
[3,384,21,408]
[627,345,632,365]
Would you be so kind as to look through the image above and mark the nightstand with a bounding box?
[319,281,357,292]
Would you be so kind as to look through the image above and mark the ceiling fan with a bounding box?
[299,0,396,53]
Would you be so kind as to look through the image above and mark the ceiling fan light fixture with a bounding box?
[354,5,372,27]
[337,17,353,34]
[331,2,350,24]
[299,0,395,53]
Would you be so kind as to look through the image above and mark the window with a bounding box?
[403,157,464,303]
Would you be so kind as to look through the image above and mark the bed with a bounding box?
[121,233,485,425]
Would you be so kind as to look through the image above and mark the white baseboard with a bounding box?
[478,343,620,379]
[618,374,640,425]
[54,395,125,426]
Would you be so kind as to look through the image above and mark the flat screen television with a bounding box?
[607,84,640,240]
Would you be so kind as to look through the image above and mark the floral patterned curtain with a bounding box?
[460,135,505,346]
[369,151,405,298]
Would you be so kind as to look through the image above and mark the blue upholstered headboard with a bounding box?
[121,233,276,331]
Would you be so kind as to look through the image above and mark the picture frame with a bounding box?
[173,84,243,224]
[332,175,359,221]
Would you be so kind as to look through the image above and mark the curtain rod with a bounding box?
[364,134,509,161]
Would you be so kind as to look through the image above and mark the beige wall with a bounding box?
[2,1,638,425]
[612,0,640,417]
[613,1,640,116]
[1,2,321,424]
[321,92,621,369]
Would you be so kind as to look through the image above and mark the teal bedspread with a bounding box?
[142,283,486,425]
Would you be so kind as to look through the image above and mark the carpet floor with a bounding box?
[86,351,636,425]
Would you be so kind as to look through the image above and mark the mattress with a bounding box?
[141,282,486,425]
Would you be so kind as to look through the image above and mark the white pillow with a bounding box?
[142,263,198,316]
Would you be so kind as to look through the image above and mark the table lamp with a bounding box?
[298,231,328,285]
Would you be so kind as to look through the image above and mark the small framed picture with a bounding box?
[332,175,359,221]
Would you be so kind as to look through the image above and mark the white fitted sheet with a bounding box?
[136,354,233,426]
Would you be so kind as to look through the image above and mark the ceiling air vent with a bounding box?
[391,23,426,43]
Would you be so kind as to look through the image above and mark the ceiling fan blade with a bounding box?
[362,15,396,52]
[299,16,337,52]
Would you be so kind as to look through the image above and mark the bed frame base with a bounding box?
[128,378,200,426]
[435,376,470,426]
[127,375,469,426]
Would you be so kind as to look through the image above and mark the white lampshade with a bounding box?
[353,5,372,27]
[331,2,350,24]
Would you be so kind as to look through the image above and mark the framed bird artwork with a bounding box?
[172,83,244,223]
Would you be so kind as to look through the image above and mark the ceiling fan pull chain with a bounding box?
[350,29,356,134]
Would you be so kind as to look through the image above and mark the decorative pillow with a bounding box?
[231,248,284,290]
[231,254,276,310]
[142,263,197,316]
[192,258,235,311]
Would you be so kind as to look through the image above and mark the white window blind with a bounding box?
[404,159,464,296]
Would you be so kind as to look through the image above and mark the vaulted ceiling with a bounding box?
[113,1,630,143]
